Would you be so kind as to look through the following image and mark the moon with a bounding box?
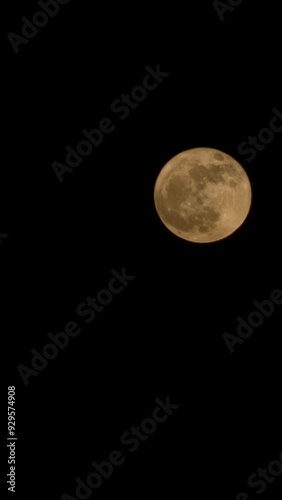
[154,148,252,243]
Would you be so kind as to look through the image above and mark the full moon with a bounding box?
[154,148,252,243]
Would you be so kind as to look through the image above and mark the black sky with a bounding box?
[2,1,282,499]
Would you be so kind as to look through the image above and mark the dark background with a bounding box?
[2,1,282,499]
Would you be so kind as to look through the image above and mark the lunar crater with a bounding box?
[154,148,252,243]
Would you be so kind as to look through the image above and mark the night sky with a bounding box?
[3,1,282,499]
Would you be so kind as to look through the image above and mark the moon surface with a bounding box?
[154,148,252,243]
